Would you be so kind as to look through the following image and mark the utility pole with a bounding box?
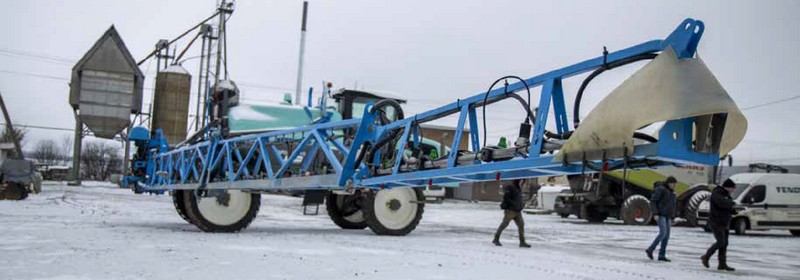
[294,1,309,105]
[69,110,82,186]
[0,92,23,159]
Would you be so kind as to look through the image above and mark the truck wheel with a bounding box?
[683,190,710,227]
[621,195,652,225]
[172,190,193,224]
[733,218,748,235]
[584,207,608,223]
[362,188,425,236]
[326,191,367,229]
[790,230,800,236]
[183,189,261,233]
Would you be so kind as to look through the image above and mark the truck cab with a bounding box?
[698,173,800,236]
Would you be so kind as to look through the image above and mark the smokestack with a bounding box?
[294,1,309,105]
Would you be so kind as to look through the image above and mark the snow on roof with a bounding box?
[162,64,189,75]
[215,79,239,93]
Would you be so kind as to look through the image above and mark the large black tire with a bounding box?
[362,188,425,236]
[183,189,261,233]
[733,218,748,235]
[0,183,28,200]
[683,190,711,227]
[621,195,652,226]
[326,191,368,229]
[583,207,608,223]
[172,190,193,224]
[790,230,800,236]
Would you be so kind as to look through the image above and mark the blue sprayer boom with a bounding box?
[123,19,746,235]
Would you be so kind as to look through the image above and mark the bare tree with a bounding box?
[80,141,122,181]
[60,135,73,162]
[32,139,61,165]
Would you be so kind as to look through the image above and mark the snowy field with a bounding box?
[1,182,798,280]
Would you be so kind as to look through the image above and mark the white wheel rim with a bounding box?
[373,188,418,230]
[197,190,252,226]
[336,196,365,223]
[343,210,364,223]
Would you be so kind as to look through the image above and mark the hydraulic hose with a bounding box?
[481,76,535,149]
[352,99,405,171]
[573,53,658,128]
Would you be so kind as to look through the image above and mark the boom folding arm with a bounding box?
[132,18,745,193]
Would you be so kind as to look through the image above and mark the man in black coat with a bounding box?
[493,179,531,248]
[646,176,677,262]
[702,179,738,271]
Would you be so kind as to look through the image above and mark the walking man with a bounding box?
[493,179,531,248]
[702,179,737,271]
[646,176,677,261]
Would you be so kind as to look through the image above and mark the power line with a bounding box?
[0,69,69,82]
[741,94,800,111]
[0,48,76,65]
[0,123,73,132]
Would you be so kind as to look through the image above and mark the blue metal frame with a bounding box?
[130,18,721,193]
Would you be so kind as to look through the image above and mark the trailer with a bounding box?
[124,18,747,235]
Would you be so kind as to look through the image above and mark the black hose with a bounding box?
[573,53,658,128]
[352,99,405,171]
[481,76,534,149]
[544,130,657,144]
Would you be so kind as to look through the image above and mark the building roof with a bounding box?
[71,25,143,77]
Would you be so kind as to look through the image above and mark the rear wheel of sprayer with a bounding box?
[171,190,193,224]
[362,187,425,236]
[326,191,368,230]
[183,189,260,232]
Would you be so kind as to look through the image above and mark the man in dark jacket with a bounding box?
[646,176,677,261]
[493,179,531,248]
[702,179,738,271]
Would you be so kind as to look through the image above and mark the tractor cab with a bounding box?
[330,88,406,120]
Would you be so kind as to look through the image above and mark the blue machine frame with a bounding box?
[129,19,719,193]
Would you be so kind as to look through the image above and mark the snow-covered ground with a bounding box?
[1,182,798,280]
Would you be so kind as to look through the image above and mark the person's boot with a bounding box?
[519,242,531,248]
[492,239,502,246]
[718,265,735,271]
[717,252,734,271]
[701,254,710,268]
[658,257,671,262]
[645,249,654,260]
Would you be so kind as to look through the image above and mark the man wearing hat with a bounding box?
[702,178,738,271]
[646,176,677,261]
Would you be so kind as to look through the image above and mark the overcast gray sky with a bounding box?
[1,0,798,165]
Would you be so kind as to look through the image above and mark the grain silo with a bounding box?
[151,65,191,145]
[69,26,144,139]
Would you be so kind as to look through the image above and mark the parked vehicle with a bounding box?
[555,165,712,225]
[36,164,70,181]
[697,173,800,236]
